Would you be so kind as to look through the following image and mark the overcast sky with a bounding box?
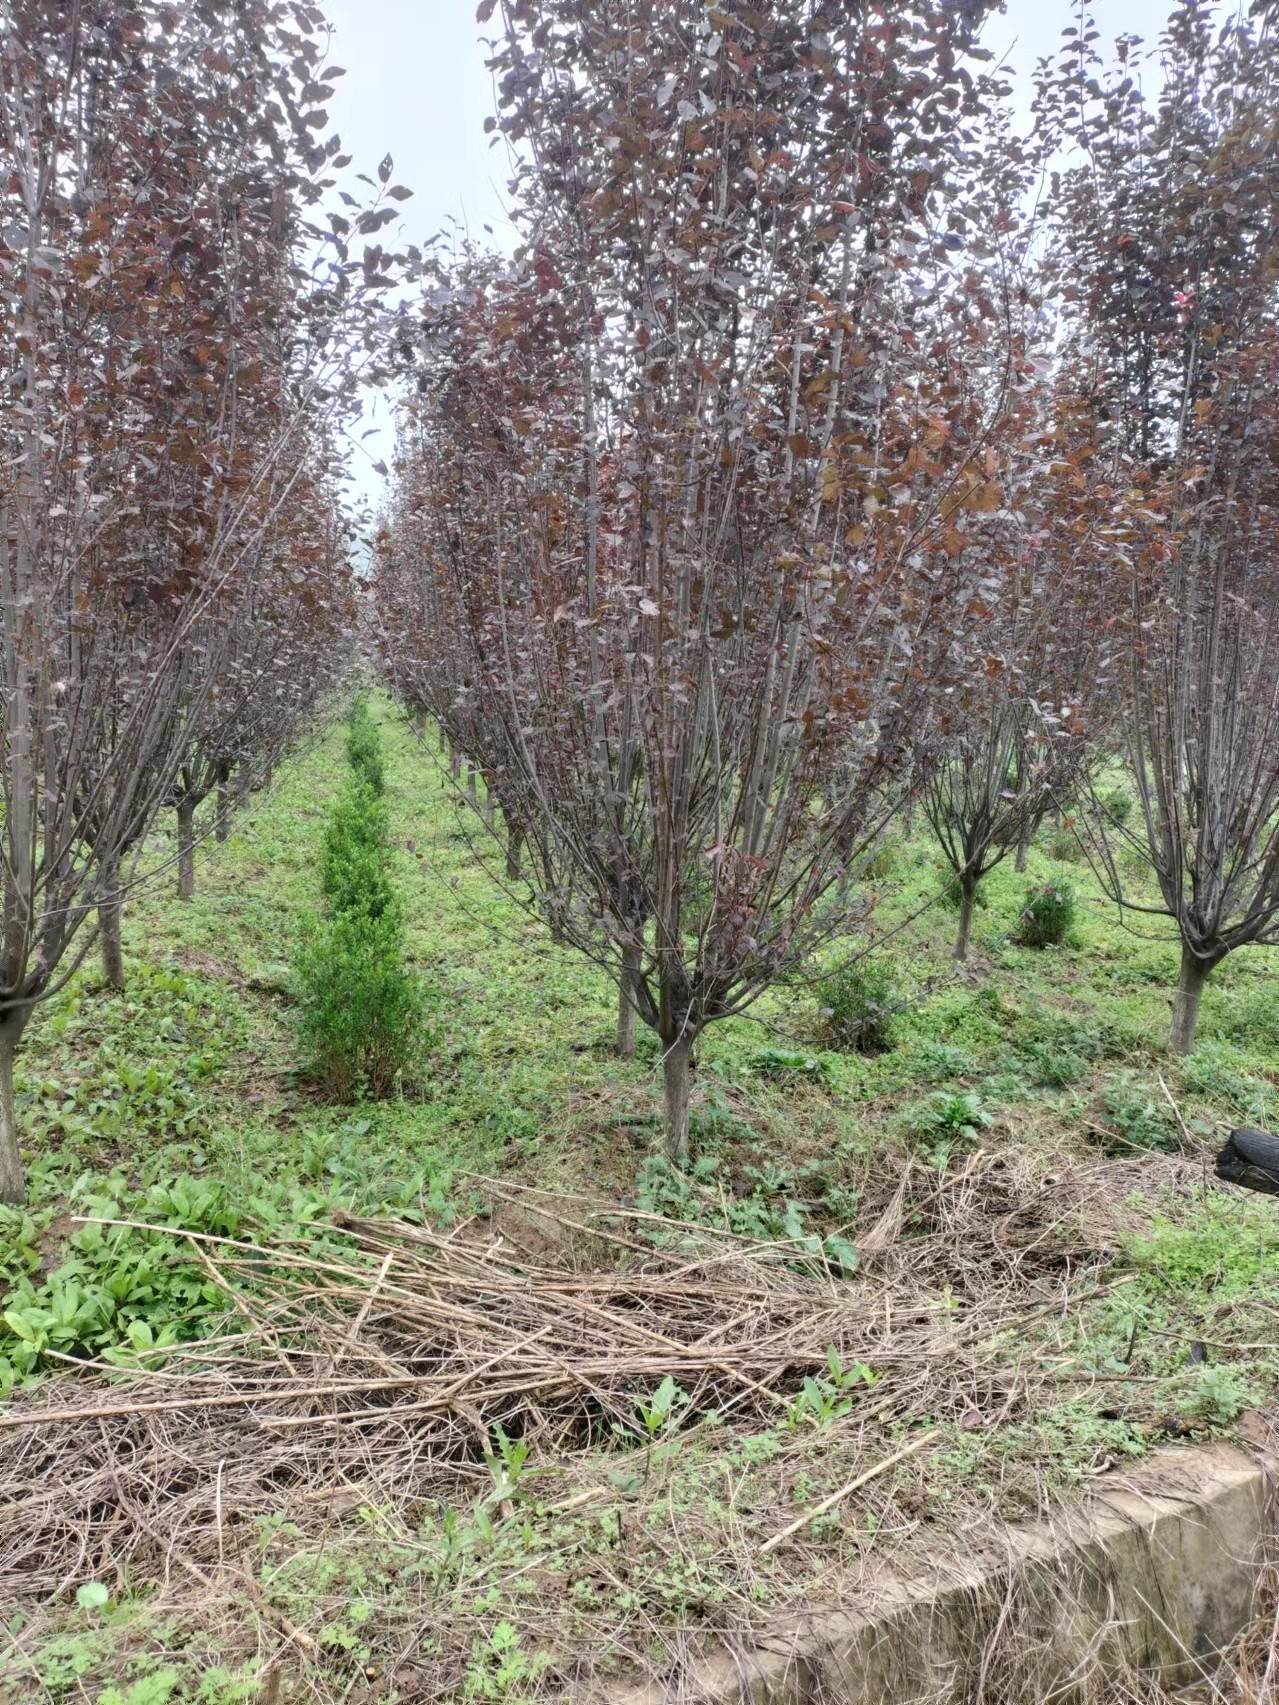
[318,0,1183,506]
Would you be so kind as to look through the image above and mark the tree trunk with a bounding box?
[617,941,641,1060]
[954,874,978,962]
[1170,943,1217,1055]
[465,762,478,806]
[505,830,523,882]
[450,743,462,782]
[0,1033,25,1205]
[1015,831,1030,873]
[215,768,232,843]
[662,1032,693,1165]
[176,800,196,901]
[99,861,125,992]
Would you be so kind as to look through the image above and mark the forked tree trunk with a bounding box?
[662,1031,693,1165]
[617,940,641,1060]
[176,800,196,901]
[0,1031,25,1205]
[505,830,523,881]
[1170,943,1218,1055]
[954,873,979,962]
[99,860,125,992]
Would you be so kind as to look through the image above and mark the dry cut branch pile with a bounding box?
[0,1154,1128,1610]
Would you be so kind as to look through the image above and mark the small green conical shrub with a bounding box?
[1015,880,1075,948]
[817,955,898,1054]
[1099,786,1134,827]
[295,895,424,1098]
[296,701,424,1098]
[321,779,391,913]
[347,697,385,794]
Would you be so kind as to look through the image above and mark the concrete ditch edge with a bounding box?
[617,1439,1277,1704]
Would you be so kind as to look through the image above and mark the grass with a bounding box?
[3,697,1279,1701]
[24,701,1267,1211]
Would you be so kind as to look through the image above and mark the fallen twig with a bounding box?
[759,1428,941,1557]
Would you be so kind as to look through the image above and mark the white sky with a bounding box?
[319,0,1179,508]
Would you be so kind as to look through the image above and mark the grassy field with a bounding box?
[3,698,1278,1703]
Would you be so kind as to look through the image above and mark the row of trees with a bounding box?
[1042,3,1279,1051]
[372,0,1090,1158]
[373,0,1279,1159]
[0,1,411,1201]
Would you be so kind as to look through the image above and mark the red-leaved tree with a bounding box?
[376,1,1051,1159]
[1040,2,1279,1051]
[0,1,394,1199]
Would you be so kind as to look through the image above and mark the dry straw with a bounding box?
[0,1152,1258,1700]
